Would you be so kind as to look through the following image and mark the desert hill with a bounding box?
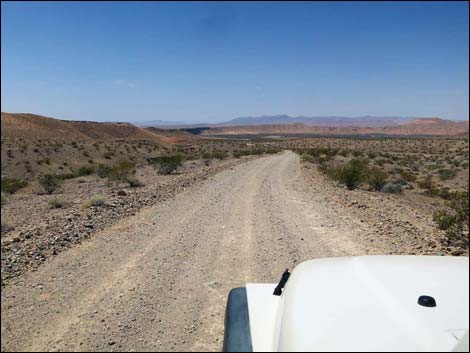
[0,112,196,144]
[199,118,469,136]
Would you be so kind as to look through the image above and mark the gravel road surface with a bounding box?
[1,151,369,352]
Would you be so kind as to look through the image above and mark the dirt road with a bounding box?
[1,151,371,352]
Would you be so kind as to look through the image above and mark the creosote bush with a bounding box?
[329,159,369,190]
[96,164,112,178]
[383,182,403,194]
[39,174,62,194]
[438,168,457,181]
[1,178,28,194]
[148,154,183,174]
[74,165,95,177]
[433,187,469,249]
[108,160,136,181]
[367,167,387,191]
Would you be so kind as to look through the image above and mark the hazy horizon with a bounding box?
[2,2,469,123]
[2,111,469,125]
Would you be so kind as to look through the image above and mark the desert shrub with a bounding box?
[301,154,315,163]
[317,163,331,175]
[201,152,212,160]
[308,148,322,158]
[48,197,69,209]
[1,193,7,205]
[202,151,228,160]
[375,158,387,166]
[438,168,457,180]
[394,178,408,186]
[398,169,417,182]
[417,175,434,190]
[39,174,62,194]
[233,150,253,159]
[1,178,28,194]
[74,165,95,177]
[125,176,144,188]
[55,173,75,181]
[383,182,403,194]
[80,195,106,211]
[103,151,114,159]
[367,167,387,191]
[108,160,136,181]
[96,164,112,178]
[433,188,469,249]
[437,187,453,200]
[148,154,183,174]
[1,221,13,233]
[318,156,333,165]
[329,159,368,190]
[352,150,363,158]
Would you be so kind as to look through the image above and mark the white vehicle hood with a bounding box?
[247,256,469,352]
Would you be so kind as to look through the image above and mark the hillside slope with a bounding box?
[201,118,469,136]
[1,113,88,140]
[0,112,183,144]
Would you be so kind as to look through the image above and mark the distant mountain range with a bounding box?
[136,119,189,127]
[220,115,415,127]
[137,115,467,128]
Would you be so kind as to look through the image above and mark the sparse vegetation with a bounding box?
[328,159,369,190]
[108,160,136,181]
[417,175,434,190]
[382,182,403,194]
[48,197,69,209]
[74,165,95,177]
[38,174,62,194]
[96,164,112,178]
[398,169,417,182]
[148,154,183,174]
[433,187,469,249]
[367,167,387,191]
[125,176,144,188]
[103,151,114,159]
[438,168,457,180]
[1,178,28,194]
[80,195,106,211]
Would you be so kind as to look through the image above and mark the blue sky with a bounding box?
[1,1,469,122]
